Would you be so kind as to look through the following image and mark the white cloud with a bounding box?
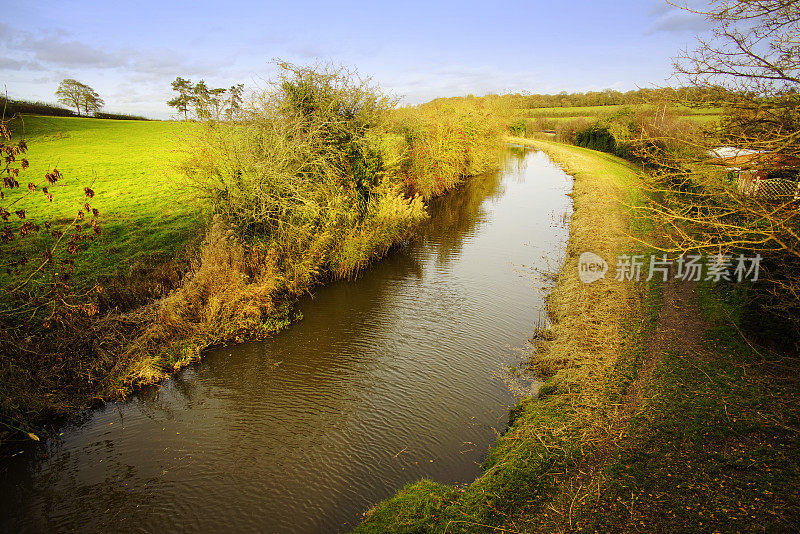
[0,23,226,80]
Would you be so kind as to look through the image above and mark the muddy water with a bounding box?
[1,149,572,533]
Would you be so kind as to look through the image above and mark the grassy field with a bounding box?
[1,115,207,433]
[5,115,204,289]
[517,103,722,125]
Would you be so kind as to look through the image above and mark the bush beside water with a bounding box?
[0,63,507,432]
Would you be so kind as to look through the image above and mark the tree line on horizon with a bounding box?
[433,85,740,109]
[1,79,147,121]
[6,80,734,123]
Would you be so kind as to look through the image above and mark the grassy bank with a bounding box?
[113,72,507,388]
[0,115,206,435]
[356,138,651,532]
[0,73,507,438]
[570,278,800,532]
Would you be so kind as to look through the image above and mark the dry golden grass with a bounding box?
[102,217,287,389]
[508,136,643,409]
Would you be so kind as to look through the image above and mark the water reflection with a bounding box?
[422,158,506,265]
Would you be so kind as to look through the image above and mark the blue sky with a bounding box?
[1,0,713,119]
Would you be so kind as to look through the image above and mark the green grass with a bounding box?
[674,103,725,115]
[517,104,721,125]
[578,284,800,532]
[520,104,628,117]
[4,115,205,288]
[683,113,722,124]
[544,116,594,123]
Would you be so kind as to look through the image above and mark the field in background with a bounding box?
[516,103,722,129]
[6,115,204,289]
[521,103,721,119]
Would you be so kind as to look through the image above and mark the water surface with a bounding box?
[1,149,573,533]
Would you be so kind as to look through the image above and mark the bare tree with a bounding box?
[666,0,800,185]
[673,0,800,95]
[55,79,104,116]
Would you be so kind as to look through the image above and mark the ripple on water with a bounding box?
[1,149,573,534]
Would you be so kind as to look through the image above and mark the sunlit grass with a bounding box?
[5,115,205,286]
[516,104,721,126]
